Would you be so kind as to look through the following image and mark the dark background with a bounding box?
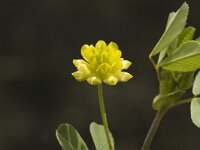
[1,0,200,150]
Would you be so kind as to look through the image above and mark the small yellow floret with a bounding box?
[72,40,133,85]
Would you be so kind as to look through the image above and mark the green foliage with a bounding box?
[56,123,89,150]
[152,69,186,110]
[153,90,184,110]
[150,2,189,57]
[90,122,114,150]
[193,71,200,96]
[159,69,177,94]
[191,98,200,128]
[177,26,196,47]
[149,1,200,132]
[175,72,194,90]
[195,37,200,43]
[150,4,200,73]
[158,47,168,64]
[159,41,200,72]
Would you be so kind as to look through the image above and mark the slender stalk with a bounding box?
[141,98,193,150]
[98,84,113,150]
[170,98,192,108]
[149,56,160,81]
[141,109,167,150]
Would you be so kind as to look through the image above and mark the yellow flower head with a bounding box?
[72,40,133,85]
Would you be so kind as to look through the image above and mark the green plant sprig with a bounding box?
[142,2,200,150]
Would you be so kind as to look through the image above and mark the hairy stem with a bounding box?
[98,84,113,150]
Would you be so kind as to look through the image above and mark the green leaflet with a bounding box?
[90,122,114,150]
[193,71,200,96]
[177,26,196,47]
[158,47,168,64]
[157,35,178,63]
[167,38,179,56]
[150,2,189,57]
[165,12,176,29]
[191,98,200,128]
[56,123,89,150]
[159,41,200,72]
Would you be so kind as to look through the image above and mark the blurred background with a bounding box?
[0,0,200,149]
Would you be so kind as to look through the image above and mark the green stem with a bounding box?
[149,56,160,81]
[141,98,193,150]
[141,109,167,150]
[170,98,192,108]
[98,84,113,150]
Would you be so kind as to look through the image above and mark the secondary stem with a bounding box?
[98,84,113,150]
[170,98,192,108]
[141,109,167,150]
[141,98,192,150]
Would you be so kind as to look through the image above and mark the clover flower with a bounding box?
[72,40,133,85]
